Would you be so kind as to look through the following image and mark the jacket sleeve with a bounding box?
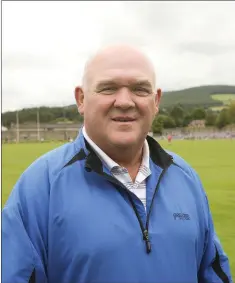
[2,158,50,283]
[198,194,232,283]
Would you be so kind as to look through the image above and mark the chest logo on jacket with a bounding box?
[173,213,190,220]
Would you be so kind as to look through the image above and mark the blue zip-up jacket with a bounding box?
[2,131,232,283]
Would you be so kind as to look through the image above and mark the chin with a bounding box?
[109,132,140,147]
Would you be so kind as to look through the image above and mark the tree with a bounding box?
[215,109,230,129]
[228,103,235,123]
[152,117,164,135]
[2,104,83,127]
[163,116,176,128]
[205,110,217,126]
[191,108,206,120]
[169,105,184,127]
[155,114,176,129]
[159,108,169,116]
[182,113,193,127]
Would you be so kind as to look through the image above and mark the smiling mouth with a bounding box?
[112,118,136,122]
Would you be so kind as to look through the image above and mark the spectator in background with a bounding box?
[167,133,172,144]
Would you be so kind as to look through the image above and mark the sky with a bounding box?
[2,1,235,112]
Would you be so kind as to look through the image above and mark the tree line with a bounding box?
[2,106,83,128]
[2,103,235,134]
[151,103,235,134]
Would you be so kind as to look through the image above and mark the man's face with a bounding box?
[76,49,161,149]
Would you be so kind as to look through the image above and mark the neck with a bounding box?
[83,128,146,181]
[108,145,143,168]
[100,143,144,182]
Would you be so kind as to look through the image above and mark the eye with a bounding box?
[97,86,118,94]
[131,86,152,96]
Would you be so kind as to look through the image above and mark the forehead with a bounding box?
[94,70,153,86]
[87,52,155,87]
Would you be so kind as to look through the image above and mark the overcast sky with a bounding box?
[2,1,235,112]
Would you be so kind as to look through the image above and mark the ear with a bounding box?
[75,86,85,115]
[155,88,162,114]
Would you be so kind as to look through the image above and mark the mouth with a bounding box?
[112,117,136,122]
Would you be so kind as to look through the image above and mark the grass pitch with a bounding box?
[2,139,235,277]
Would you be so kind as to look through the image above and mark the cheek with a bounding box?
[149,98,158,115]
[84,96,113,117]
[138,99,157,118]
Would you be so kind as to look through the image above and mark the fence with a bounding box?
[2,124,235,143]
[2,128,81,143]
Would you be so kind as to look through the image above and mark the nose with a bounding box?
[113,87,135,110]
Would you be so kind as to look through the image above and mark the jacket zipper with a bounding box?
[103,159,172,254]
[125,164,171,253]
[145,165,170,252]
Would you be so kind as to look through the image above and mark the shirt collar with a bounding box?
[82,126,150,171]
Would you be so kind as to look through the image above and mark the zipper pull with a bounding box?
[143,230,151,254]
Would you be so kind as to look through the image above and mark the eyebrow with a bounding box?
[95,80,153,89]
[132,80,153,88]
[95,81,118,89]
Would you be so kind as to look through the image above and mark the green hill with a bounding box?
[161,85,235,109]
[2,85,235,128]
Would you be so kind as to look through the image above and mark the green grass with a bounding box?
[159,139,235,278]
[210,106,225,111]
[2,142,63,205]
[2,140,235,278]
[211,94,235,105]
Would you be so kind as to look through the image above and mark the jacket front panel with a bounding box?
[47,155,204,283]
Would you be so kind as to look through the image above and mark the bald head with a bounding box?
[82,45,156,92]
[75,44,161,157]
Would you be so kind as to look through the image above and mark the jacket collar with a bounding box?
[66,130,173,172]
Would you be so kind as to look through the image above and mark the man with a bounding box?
[2,45,232,283]
[167,133,172,144]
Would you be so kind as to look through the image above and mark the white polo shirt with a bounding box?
[83,127,151,208]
